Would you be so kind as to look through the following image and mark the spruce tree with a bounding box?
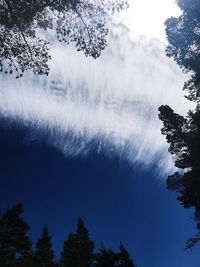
[76,217,94,267]
[0,203,32,267]
[19,252,36,267]
[60,233,79,267]
[94,244,120,267]
[0,0,128,77]
[35,226,55,267]
[60,217,94,267]
[119,243,137,267]
[158,0,200,249]
[165,0,200,102]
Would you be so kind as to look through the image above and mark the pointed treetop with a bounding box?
[119,243,137,267]
[0,202,32,266]
[35,225,55,267]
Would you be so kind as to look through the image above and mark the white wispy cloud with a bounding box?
[0,21,192,175]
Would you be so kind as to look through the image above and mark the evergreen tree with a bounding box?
[19,252,36,267]
[159,105,200,249]
[60,233,79,267]
[94,244,120,267]
[158,0,200,249]
[94,243,137,267]
[76,217,94,267]
[165,0,200,102]
[35,226,55,267]
[0,203,32,267]
[0,0,128,77]
[60,217,94,267]
[119,243,137,267]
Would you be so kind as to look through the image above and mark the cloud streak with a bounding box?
[0,22,192,175]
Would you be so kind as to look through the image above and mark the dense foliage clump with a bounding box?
[0,0,128,77]
[0,203,137,267]
[159,0,200,249]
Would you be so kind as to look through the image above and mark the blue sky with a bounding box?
[0,1,199,266]
[0,124,199,267]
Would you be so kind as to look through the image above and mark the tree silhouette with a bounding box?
[119,243,137,267]
[0,0,128,78]
[159,0,200,249]
[60,232,79,267]
[60,217,94,267]
[0,203,32,266]
[159,105,200,249]
[0,204,138,266]
[35,226,55,267]
[94,244,120,267]
[75,217,94,267]
[94,243,137,267]
[165,0,200,102]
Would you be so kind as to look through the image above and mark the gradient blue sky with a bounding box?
[0,1,199,266]
[0,123,199,267]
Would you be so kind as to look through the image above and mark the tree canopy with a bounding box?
[60,217,94,267]
[159,0,200,249]
[75,217,94,267]
[60,232,80,267]
[158,105,200,249]
[0,202,32,266]
[35,226,55,267]
[0,0,128,78]
[165,0,200,102]
[0,203,138,267]
[94,243,137,267]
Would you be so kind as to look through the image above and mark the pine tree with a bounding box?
[76,217,94,267]
[165,0,200,102]
[0,0,128,77]
[60,217,94,267]
[0,203,32,267]
[94,244,120,267]
[159,0,200,249]
[60,233,79,267]
[119,243,137,267]
[159,105,200,249]
[35,226,55,267]
[19,252,36,267]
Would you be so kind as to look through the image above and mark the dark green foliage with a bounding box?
[165,0,200,101]
[94,244,120,267]
[0,0,128,78]
[0,202,32,267]
[60,219,137,267]
[94,243,137,267]
[60,233,79,267]
[76,217,94,267]
[158,105,188,169]
[19,252,37,267]
[60,217,94,267]
[119,243,137,267]
[35,226,55,267]
[159,0,200,249]
[158,104,200,249]
[0,204,138,266]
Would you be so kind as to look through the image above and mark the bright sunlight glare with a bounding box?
[119,0,181,41]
